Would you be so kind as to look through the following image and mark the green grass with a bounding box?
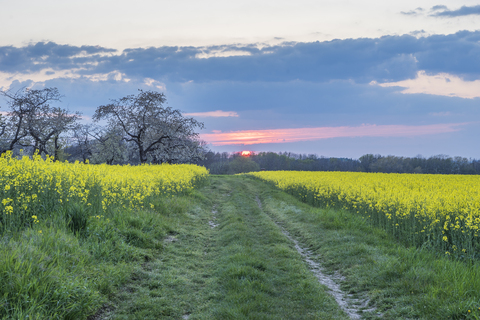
[4,174,480,319]
[0,195,188,319]
[204,175,346,319]
[107,175,347,319]
[252,175,480,319]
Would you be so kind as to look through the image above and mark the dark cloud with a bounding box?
[413,31,480,80]
[0,42,116,73]
[1,31,480,84]
[430,5,480,17]
[102,38,421,83]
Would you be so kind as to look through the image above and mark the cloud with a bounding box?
[401,10,419,16]
[2,31,480,87]
[0,42,116,74]
[202,123,467,146]
[431,5,448,11]
[1,30,480,111]
[378,71,480,99]
[409,30,428,37]
[183,110,239,117]
[401,7,425,16]
[195,50,252,59]
[430,5,480,17]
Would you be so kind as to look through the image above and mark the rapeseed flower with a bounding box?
[249,171,480,257]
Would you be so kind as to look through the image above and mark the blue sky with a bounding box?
[1,1,479,158]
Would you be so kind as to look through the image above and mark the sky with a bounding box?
[1,0,479,159]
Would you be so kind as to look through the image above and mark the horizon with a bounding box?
[219,150,479,161]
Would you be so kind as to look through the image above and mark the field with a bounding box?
[0,152,208,319]
[248,171,480,259]
[2,157,480,319]
[0,151,208,232]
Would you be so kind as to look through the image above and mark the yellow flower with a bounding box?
[248,170,480,256]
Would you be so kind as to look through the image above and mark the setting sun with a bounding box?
[241,150,252,157]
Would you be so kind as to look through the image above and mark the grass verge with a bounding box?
[250,175,480,319]
[0,195,189,319]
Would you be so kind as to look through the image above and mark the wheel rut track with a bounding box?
[255,195,376,320]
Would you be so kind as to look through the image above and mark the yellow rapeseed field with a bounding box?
[248,171,480,258]
[0,151,208,230]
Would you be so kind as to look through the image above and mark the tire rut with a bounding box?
[256,195,376,320]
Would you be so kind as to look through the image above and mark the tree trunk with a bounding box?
[54,135,59,161]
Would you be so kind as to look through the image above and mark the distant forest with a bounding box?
[197,151,480,175]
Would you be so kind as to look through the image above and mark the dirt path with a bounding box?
[207,176,349,318]
[98,175,378,319]
[255,195,375,320]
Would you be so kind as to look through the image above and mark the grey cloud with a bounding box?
[0,42,116,73]
[1,31,480,84]
[430,5,480,17]
[100,37,421,83]
[431,5,448,11]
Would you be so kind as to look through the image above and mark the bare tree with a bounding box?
[0,87,80,159]
[89,125,129,165]
[0,87,55,152]
[0,112,7,152]
[150,138,207,164]
[26,104,81,160]
[69,124,95,162]
[93,90,204,164]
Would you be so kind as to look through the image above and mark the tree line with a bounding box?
[0,87,205,164]
[198,151,480,175]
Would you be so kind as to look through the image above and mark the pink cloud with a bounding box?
[184,110,239,117]
[202,123,468,146]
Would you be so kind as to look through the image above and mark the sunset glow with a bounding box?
[241,150,252,157]
[202,123,469,146]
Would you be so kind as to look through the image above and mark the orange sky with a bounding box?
[201,123,468,146]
